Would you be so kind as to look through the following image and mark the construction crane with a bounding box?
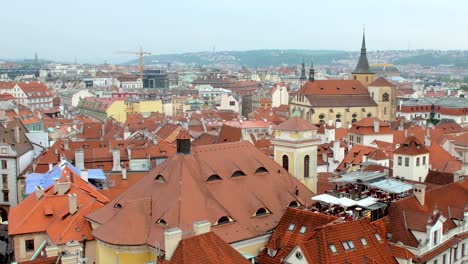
[115,47,151,79]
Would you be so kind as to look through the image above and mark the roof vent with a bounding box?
[255,167,268,174]
[232,170,246,177]
[207,174,222,182]
[155,174,166,183]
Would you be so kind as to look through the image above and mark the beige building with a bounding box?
[271,117,321,193]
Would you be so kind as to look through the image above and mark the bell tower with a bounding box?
[352,28,375,87]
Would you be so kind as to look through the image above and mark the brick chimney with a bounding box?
[75,149,84,170]
[193,220,211,235]
[413,184,426,206]
[68,193,77,215]
[164,228,182,261]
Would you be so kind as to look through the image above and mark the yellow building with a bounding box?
[125,99,163,117]
[271,117,321,193]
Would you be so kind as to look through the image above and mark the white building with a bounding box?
[196,85,232,103]
[348,117,393,147]
[393,136,430,182]
[114,75,143,89]
[270,84,289,107]
[218,94,241,114]
[59,89,95,109]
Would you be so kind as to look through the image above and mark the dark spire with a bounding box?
[352,28,374,74]
[299,60,306,81]
[308,62,315,82]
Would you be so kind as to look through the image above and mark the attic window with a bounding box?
[207,174,222,182]
[360,237,368,246]
[254,207,270,217]
[329,244,338,253]
[341,240,355,250]
[155,175,166,183]
[156,218,167,226]
[232,170,246,177]
[255,167,268,174]
[216,216,232,225]
[114,203,122,208]
[375,234,382,241]
[288,224,295,231]
[288,201,300,208]
[299,226,307,234]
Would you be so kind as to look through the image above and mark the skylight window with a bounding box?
[155,175,166,183]
[288,224,295,231]
[299,226,306,234]
[341,241,355,250]
[329,244,337,253]
[206,175,222,182]
[255,167,268,174]
[254,207,270,217]
[375,234,382,241]
[232,170,246,177]
[360,238,368,246]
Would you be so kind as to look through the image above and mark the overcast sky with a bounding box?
[1,0,466,63]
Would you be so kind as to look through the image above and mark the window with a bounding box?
[462,243,465,256]
[366,76,369,82]
[360,238,368,246]
[329,244,337,253]
[299,226,306,234]
[405,157,409,167]
[255,167,268,174]
[304,155,310,178]
[423,156,426,165]
[1,148,6,154]
[282,155,289,172]
[288,224,295,231]
[155,175,166,183]
[382,93,389,102]
[2,190,8,202]
[454,246,458,261]
[354,76,357,80]
[375,234,382,241]
[442,254,447,264]
[434,260,438,264]
[398,156,402,166]
[216,216,231,225]
[433,230,439,246]
[416,157,420,166]
[25,239,34,252]
[288,201,300,208]
[1,160,6,169]
[295,251,303,260]
[207,175,222,182]
[156,218,167,225]
[255,208,269,217]
[342,241,355,250]
[232,170,246,177]
[229,101,235,106]
[2,174,7,187]
[384,107,387,115]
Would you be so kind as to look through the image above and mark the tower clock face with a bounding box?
[382,93,389,102]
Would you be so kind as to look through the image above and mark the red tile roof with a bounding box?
[349,117,392,135]
[369,77,396,87]
[9,166,109,245]
[275,117,317,132]
[394,136,429,156]
[163,232,251,264]
[216,125,242,143]
[336,145,380,172]
[299,80,370,96]
[87,142,315,250]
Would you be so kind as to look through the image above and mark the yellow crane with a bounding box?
[115,47,151,79]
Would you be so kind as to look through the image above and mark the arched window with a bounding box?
[282,155,289,172]
[352,118,357,123]
[255,208,270,217]
[319,113,325,120]
[384,107,387,115]
[232,170,246,177]
[289,201,300,208]
[255,167,268,174]
[207,174,222,182]
[352,113,357,118]
[367,113,372,117]
[114,203,122,208]
[382,93,389,102]
[304,155,310,178]
[156,218,167,225]
[155,175,166,183]
[216,216,232,225]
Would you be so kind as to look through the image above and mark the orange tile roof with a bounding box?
[9,166,109,245]
[87,142,315,249]
[216,125,242,143]
[369,77,396,87]
[394,136,429,156]
[349,117,392,135]
[163,232,251,264]
[336,145,380,172]
[191,133,217,146]
[275,117,317,132]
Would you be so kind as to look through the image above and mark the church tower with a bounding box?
[352,30,375,87]
[299,61,307,85]
[271,117,320,193]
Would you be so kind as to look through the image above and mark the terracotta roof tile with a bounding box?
[275,117,317,132]
[369,77,396,87]
[394,136,429,156]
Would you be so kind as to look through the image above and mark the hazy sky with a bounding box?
[1,0,467,63]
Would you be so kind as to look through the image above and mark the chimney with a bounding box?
[322,152,328,163]
[75,149,84,170]
[127,147,132,161]
[64,139,69,150]
[176,130,191,155]
[68,193,77,215]
[14,126,20,144]
[124,126,131,139]
[57,182,70,195]
[122,168,127,180]
[101,122,105,139]
[53,179,59,194]
[413,184,426,206]
[425,129,431,147]
[193,220,211,235]
[404,129,408,138]
[373,119,379,133]
[48,163,53,171]
[112,149,122,171]
[35,185,44,200]
[164,228,182,261]
[80,169,88,182]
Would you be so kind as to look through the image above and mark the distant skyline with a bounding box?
[1,0,467,63]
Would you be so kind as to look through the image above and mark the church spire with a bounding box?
[308,61,315,82]
[352,28,373,75]
[299,60,306,81]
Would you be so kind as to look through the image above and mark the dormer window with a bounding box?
[114,203,122,208]
[288,201,300,208]
[299,226,307,234]
[216,216,233,225]
[375,233,382,241]
[232,170,246,177]
[329,244,337,253]
[288,224,295,231]
[254,207,270,217]
[360,238,368,246]
[207,174,222,182]
[155,174,166,183]
[156,218,167,226]
[341,240,355,250]
[255,167,268,174]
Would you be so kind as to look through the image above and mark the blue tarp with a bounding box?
[25,161,106,194]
